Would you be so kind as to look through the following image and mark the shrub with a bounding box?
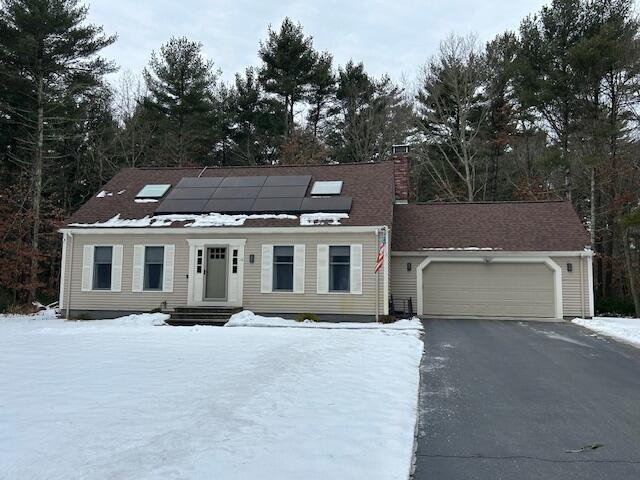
[596,296,636,317]
[378,314,397,324]
[296,312,319,322]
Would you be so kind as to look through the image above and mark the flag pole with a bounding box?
[375,228,379,322]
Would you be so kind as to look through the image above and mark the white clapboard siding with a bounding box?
[261,244,273,293]
[163,245,175,292]
[81,245,94,291]
[317,244,329,294]
[293,244,305,293]
[111,245,123,292]
[132,245,145,292]
[350,244,363,294]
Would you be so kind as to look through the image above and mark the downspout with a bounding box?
[579,254,585,318]
[66,232,74,319]
[375,228,380,321]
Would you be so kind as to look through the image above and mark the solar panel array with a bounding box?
[155,175,353,215]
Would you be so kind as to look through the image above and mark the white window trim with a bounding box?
[261,244,306,294]
[415,256,563,319]
[317,244,363,295]
[82,244,122,292]
[132,244,172,293]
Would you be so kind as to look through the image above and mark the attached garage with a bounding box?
[391,201,594,320]
[419,260,559,319]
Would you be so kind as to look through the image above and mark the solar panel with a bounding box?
[263,175,311,187]
[204,198,256,213]
[220,176,267,187]
[155,199,208,213]
[176,177,224,188]
[258,186,308,198]
[213,186,262,199]
[252,197,303,213]
[165,188,215,200]
[300,197,352,213]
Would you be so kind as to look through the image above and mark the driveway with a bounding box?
[414,319,640,479]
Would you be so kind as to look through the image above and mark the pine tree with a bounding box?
[143,36,218,166]
[0,0,115,302]
[306,51,336,140]
[258,18,316,139]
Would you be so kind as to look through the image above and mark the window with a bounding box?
[273,246,294,291]
[329,246,350,292]
[310,180,343,196]
[136,184,171,198]
[93,246,113,290]
[144,246,164,290]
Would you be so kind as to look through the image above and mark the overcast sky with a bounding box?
[87,0,550,86]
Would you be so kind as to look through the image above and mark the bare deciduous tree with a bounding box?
[415,34,488,201]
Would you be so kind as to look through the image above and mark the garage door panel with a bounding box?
[422,262,555,318]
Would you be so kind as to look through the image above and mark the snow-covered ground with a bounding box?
[226,310,423,330]
[573,316,640,348]
[0,311,423,480]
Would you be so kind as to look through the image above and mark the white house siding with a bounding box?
[390,254,591,318]
[62,230,386,317]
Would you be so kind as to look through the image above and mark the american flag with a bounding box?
[374,231,385,273]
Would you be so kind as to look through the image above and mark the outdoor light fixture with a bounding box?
[250,254,255,264]
[567,263,573,272]
[407,262,412,271]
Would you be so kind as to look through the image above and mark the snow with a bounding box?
[573,316,640,348]
[69,212,350,228]
[300,212,349,225]
[134,198,159,203]
[422,246,501,251]
[69,212,297,228]
[95,190,113,198]
[0,313,423,480]
[227,310,423,331]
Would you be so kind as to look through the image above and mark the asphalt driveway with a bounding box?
[414,319,640,480]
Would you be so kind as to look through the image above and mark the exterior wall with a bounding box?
[390,253,592,318]
[62,230,386,317]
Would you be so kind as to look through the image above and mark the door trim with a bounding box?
[416,256,563,319]
[187,239,246,307]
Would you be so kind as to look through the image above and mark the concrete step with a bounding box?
[172,306,242,315]
[169,311,232,320]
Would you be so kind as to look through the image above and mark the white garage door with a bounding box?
[421,262,556,318]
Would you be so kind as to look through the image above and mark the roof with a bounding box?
[392,201,590,252]
[65,162,395,228]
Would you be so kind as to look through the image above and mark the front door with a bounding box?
[205,247,227,300]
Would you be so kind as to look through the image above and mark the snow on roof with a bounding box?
[69,212,349,228]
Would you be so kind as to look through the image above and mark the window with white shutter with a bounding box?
[316,244,329,294]
[261,245,273,293]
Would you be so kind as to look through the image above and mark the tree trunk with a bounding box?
[590,166,600,295]
[622,228,640,317]
[30,70,44,302]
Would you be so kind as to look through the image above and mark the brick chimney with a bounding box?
[391,145,410,204]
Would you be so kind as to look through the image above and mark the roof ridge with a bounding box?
[132,160,392,171]
[408,200,569,205]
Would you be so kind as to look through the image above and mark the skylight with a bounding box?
[136,184,171,198]
[310,181,343,196]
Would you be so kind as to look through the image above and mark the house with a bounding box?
[59,150,593,321]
